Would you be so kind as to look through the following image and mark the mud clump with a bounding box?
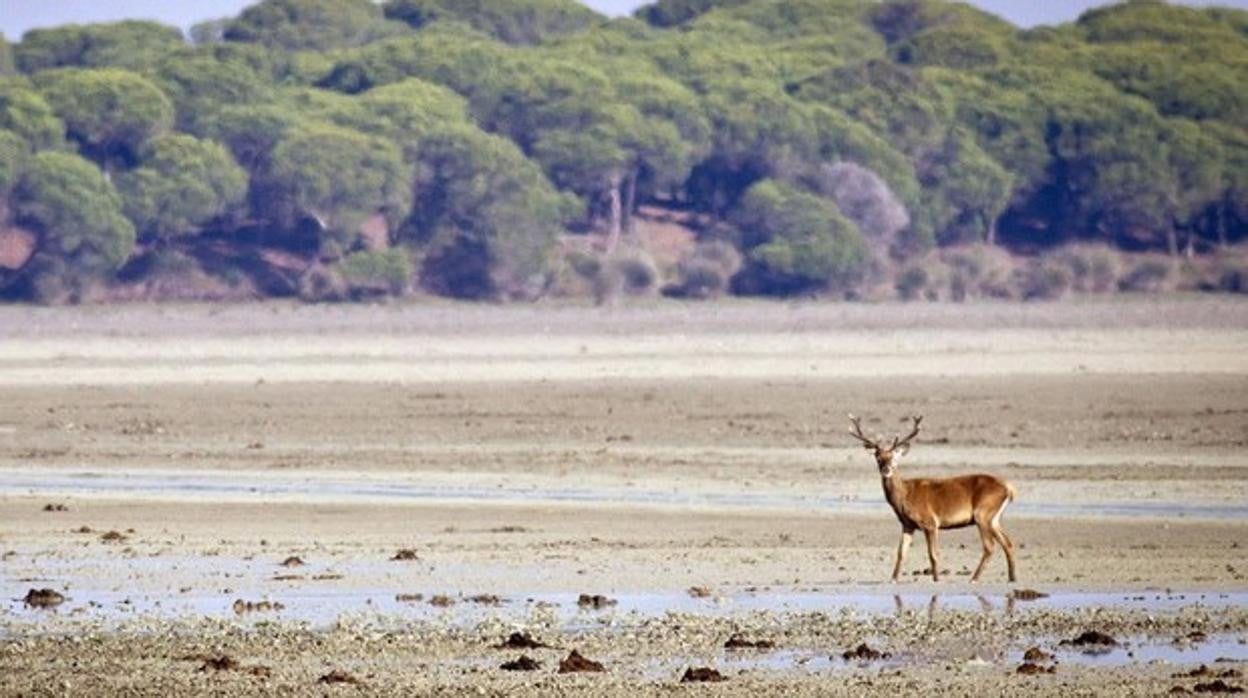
[468,594,502,605]
[198,656,240,672]
[681,667,727,683]
[841,643,889,661]
[43,503,68,512]
[1018,662,1056,675]
[318,670,360,685]
[395,593,424,603]
[1010,588,1050,601]
[429,594,455,607]
[390,549,419,561]
[1193,680,1244,694]
[279,556,304,567]
[1060,630,1118,649]
[577,594,617,609]
[558,650,605,673]
[1023,647,1053,662]
[100,530,128,543]
[501,655,542,672]
[72,526,93,534]
[728,636,773,654]
[1175,667,1243,680]
[23,588,65,608]
[688,586,713,598]
[496,632,552,650]
[232,599,284,614]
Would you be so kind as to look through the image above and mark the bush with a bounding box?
[663,240,743,299]
[1118,257,1173,293]
[339,248,412,296]
[612,253,658,294]
[895,264,928,301]
[1013,259,1071,300]
[297,264,348,302]
[940,244,1017,299]
[1047,245,1121,293]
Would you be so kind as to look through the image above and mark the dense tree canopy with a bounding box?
[1,0,1245,303]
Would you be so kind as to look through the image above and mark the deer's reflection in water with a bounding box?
[891,593,1017,618]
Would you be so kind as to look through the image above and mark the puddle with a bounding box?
[2,468,1245,520]
[1021,634,1248,667]
[5,577,1246,634]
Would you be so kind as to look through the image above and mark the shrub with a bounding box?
[297,264,348,302]
[663,240,743,299]
[940,244,1017,299]
[895,264,928,301]
[339,248,412,296]
[1118,256,1173,293]
[1013,259,1071,301]
[1048,245,1121,293]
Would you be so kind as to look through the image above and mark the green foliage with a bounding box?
[2,0,1245,302]
[14,21,185,73]
[35,68,174,165]
[0,35,14,75]
[117,134,248,241]
[403,125,575,299]
[156,51,271,133]
[0,129,27,191]
[729,179,868,295]
[0,78,64,149]
[338,248,412,295]
[14,151,136,288]
[384,0,602,44]
[259,121,408,244]
[225,0,403,51]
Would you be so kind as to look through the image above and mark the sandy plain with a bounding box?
[1,297,1246,696]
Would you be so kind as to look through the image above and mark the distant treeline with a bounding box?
[0,0,1245,303]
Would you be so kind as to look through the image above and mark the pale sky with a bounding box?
[1,0,1244,40]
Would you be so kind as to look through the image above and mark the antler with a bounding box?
[847,414,877,448]
[892,415,923,449]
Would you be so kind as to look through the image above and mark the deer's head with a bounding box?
[848,414,923,478]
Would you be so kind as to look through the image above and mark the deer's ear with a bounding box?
[862,443,876,451]
[894,443,910,457]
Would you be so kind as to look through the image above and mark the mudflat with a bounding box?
[2,298,1246,696]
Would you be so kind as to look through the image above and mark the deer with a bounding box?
[848,414,1017,584]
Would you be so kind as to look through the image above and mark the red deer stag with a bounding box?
[848,415,1017,583]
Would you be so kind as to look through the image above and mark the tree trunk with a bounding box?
[986,217,997,246]
[605,172,623,254]
[1166,226,1178,256]
[623,169,638,235]
[1184,228,1195,259]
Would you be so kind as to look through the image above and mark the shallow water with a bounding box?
[6,583,1246,631]
[3,468,1246,520]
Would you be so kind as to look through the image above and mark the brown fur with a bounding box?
[850,415,1018,583]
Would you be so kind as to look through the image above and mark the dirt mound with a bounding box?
[681,667,727,683]
[1193,680,1244,694]
[724,635,775,650]
[558,650,605,673]
[500,655,542,671]
[1018,662,1056,675]
[318,670,360,685]
[390,549,419,561]
[1060,630,1118,648]
[23,588,65,608]
[841,643,889,661]
[495,632,553,650]
[232,599,284,614]
[279,556,304,567]
[1023,647,1053,662]
[577,594,616,609]
[198,656,240,672]
[43,503,68,512]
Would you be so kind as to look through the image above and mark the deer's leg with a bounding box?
[992,527,1017,582]
[990,498,1018,583]
[970,522,996,583]
[923,528,940,582]
[891,528,914,583]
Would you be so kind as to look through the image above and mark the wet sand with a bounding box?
[1,299,1247,695]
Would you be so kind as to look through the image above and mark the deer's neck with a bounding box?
[881,473,909,513]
